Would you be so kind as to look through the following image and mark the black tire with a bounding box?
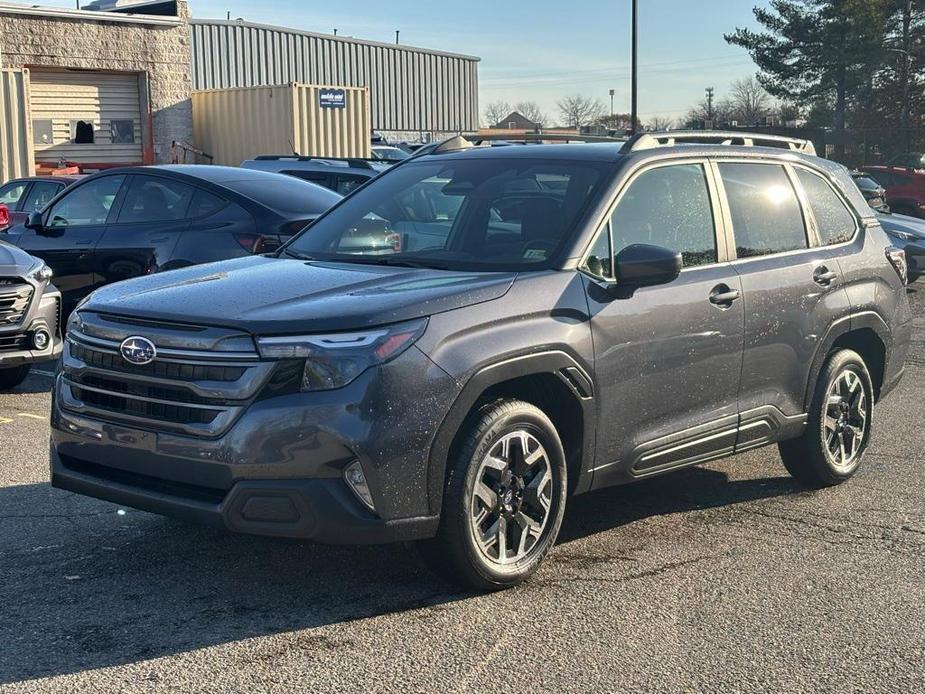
[0,364,31,391]
[418,399,567,591]
[779,349,873,488]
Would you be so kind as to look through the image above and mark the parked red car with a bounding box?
[860,166,925,218]
[0,175,82,231]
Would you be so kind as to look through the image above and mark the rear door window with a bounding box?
[188,189,227,218]
[795,169,857,246]
[718,163,808,258]
[116,176,194,223]
[21,181,64,212]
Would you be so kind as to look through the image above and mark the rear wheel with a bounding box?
[0,364,31,391]
[779,349,873,487]
[418,399,567,591]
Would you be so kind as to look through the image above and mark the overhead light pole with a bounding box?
[609,88,615,121]
[631,0,638,135]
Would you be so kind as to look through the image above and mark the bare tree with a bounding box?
[515,101,547,127]
[557,94,605,128]
[483,100,511,127]
[646,115,675,131]
[727,76,772,125]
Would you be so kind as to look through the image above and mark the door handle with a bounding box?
[709,285,741,307]
[813,266,838,286]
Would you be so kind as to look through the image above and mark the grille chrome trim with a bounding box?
[59,312,273,438]
[0,281,34,326]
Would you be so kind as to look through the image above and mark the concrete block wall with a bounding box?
[0,1,193,164]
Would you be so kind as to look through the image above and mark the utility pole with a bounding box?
[395,30,400,45]
[609,88,615,122]
[705,86,715,127]
[333,28,338,36]
[630,0,638,135]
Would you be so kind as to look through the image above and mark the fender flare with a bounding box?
[425,350,596,515]
[803,311,892,409]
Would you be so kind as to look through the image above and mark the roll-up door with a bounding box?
[30,69,143,167]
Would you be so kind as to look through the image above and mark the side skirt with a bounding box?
[588,406,808,491]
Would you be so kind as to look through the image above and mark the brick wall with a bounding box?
[0,1,192,164]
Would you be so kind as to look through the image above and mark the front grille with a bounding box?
[0,280,33,326]
[60,312,275,438]
[69,385,221,425]
[0,333,29,352]
[69,342,246,382]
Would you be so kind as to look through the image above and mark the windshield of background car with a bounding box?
[285,157,611,270]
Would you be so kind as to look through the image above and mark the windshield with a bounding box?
[285,157,611,270]
[373,147,411,161]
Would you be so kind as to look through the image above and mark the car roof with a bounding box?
[6,175,82,184]
[241,157,389,174]
[426,142,626,163]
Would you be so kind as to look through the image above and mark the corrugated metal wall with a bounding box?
[192,84,371,166]
[0,69,35,183]
[190,20,479,134]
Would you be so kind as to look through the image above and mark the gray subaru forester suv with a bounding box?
[50,132,912,590]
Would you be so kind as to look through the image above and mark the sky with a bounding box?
[51,0,772,125]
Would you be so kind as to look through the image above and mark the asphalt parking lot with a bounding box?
[0,288,923,693]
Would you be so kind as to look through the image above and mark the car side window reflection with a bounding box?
[610,163,717,267]
[46,176,126,228]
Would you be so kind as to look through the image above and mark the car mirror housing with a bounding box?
[24,211,44,232]
[614,243,683,287]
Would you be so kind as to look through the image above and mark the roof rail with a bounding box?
[252,155,377,170]
[465,132,627,144]
[620,130,817,156]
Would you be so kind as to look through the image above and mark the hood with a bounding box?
[0,239,39,274]
[879,212,925,239]
[80,255,516,335]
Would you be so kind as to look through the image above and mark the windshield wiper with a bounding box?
[281,249,317,260]
[326,255,453,270]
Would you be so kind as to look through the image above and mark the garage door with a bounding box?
[30,69,143,166]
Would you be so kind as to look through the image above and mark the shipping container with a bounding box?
[192,83,372,166]
[190,19,480,136]
[0,68,35,182]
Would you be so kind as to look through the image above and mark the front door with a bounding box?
[93,174,191,287]
[585,161,745,486]
[16,174,127,314]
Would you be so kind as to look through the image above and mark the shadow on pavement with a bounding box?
[0,465,801,684]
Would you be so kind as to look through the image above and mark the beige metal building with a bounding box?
[192,84,372,166]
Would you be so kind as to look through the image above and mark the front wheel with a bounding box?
[779,349,873,488]
[418,399,567,591]
[0,364,31,391]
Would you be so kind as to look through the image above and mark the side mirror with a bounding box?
[25,211,44,232]
[614,243,682,287]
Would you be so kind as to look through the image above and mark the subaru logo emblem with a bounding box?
[120,336,156,366]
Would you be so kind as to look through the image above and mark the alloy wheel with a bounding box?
[469,430,554,566]
[823,368,868,470]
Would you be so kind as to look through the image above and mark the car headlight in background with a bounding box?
[28,261,53,283]
[256,318,427,391]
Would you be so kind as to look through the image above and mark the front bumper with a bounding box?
[0,283,62,368]
[50,345,457,544]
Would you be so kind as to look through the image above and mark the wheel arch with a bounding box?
[805,312,890,409]
[426,351,596,516]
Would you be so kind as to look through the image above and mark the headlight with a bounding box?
[886,229,918,242]
[257,318,427,391]
[28,261,53,283]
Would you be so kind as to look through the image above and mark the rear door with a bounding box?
[714,160,851,446]
[93,174,193,287]
[586,160,746,484]
[16,174,126,313]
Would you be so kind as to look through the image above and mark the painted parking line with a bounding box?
[18,413,46,420]
[31,369,57,378]
[0,417,12,425]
